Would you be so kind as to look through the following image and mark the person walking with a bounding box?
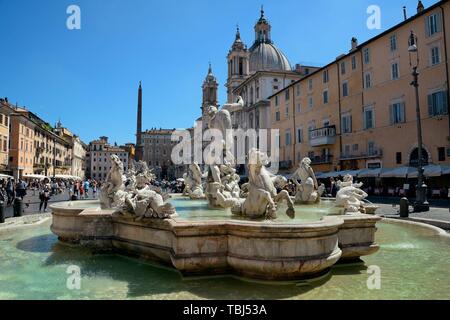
[92,180,98,198]
[6,178,15,206]
[83,180,90,199]
[39,185,51,212]
[15,179,27,199]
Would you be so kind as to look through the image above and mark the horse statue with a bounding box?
[216,149,295,220]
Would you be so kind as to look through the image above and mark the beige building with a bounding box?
[271,0,450,175]
[0,99,13,174]
[54,122,87,179]
[87,137,129,182]
[142,129,180,179]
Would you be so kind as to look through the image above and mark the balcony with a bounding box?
[309,126,336,147]
[310,155,334,165]
[340,148,383,161]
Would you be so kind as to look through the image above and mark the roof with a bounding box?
[249,42,292,73]
[268,0,449,99]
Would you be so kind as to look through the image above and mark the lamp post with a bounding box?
[408,30,430,212]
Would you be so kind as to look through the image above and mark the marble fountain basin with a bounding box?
[50,196,381,281]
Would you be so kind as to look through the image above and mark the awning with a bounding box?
[23,174,48,180]
[408,164,450,178]
[380,167,418,178]
[0,174,13,179]
[54,174,82,180]
[358,168,383,178]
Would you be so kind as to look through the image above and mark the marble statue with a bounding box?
[205,162,241,208]
[100,154,125,209]
[291,157,325,204]
[335,175,368,214]
[100,155,176,220]
[336,174,363,189]
[183,163,206,200]
[335,186,368,214]
[214,149,295,220]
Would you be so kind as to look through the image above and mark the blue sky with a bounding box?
[0,0,440,145]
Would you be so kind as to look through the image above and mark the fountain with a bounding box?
[50,151,381,281]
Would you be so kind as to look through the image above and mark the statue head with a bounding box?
[207,105,218,117]
[343,174,353,183]
[300,157,312,167]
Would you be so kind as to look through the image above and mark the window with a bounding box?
[340,61,346,75]
[353,144,359,151]
[351,56,357,70]
[275,111,280,121]
[285,131,291,146]
[323,90,329,104]
[344,145,351,157]
[296,84,301,96]
[297,128,303,143]
[275,96,279,106]
[341,114,352,133]
[396,152,402,164]
[438,147,446,161]
[363,106,375,130]
[431,46,441,65]
[391,62,399,80]
[390,35,397,52]
[273,86,279,91]
[364,72,372,89]
[285,89,290,101]
[308,79,313,91]
[323,70,329,83]
[426,13,442,37]
[342,82,349,97]
[285,106,289,118]
[368,141,375,155]
[428,91,448,116]
[296,103,301,113]
[308,97,313,108]
[390,102,406,124]
[363,48,370,64]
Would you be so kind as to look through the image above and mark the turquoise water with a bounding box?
[1,219,450,300]
[169,196,334,223]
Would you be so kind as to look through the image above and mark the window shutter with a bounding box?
[427,94,433,116]
[425,16,431,37]
[349,115,352,132]
[389,105,394,124]
[401,103,406,122]
[443,91,448,114]
[437,12,442,33]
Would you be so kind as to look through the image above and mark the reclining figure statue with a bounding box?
[100,155,176,220]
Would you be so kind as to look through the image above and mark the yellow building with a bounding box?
[270,0,450,175]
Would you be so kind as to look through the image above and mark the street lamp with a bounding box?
[408,30,430,213]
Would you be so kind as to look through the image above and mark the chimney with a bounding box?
[417,1,425,13]
[403,6,408,20]
[351,37,358,51]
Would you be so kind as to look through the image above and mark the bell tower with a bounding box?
[201,63,218,116]
[226,26,249,103]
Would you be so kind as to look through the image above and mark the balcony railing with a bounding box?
[340,148,383,160]
[310,155,334,165]
[309,126,337,147]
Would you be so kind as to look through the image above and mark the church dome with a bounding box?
[248,7,292,73]
[249,42,292,73]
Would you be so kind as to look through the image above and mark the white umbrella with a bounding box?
[176,178,185,182]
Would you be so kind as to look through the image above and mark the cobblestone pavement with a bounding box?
[2,189,98,219]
